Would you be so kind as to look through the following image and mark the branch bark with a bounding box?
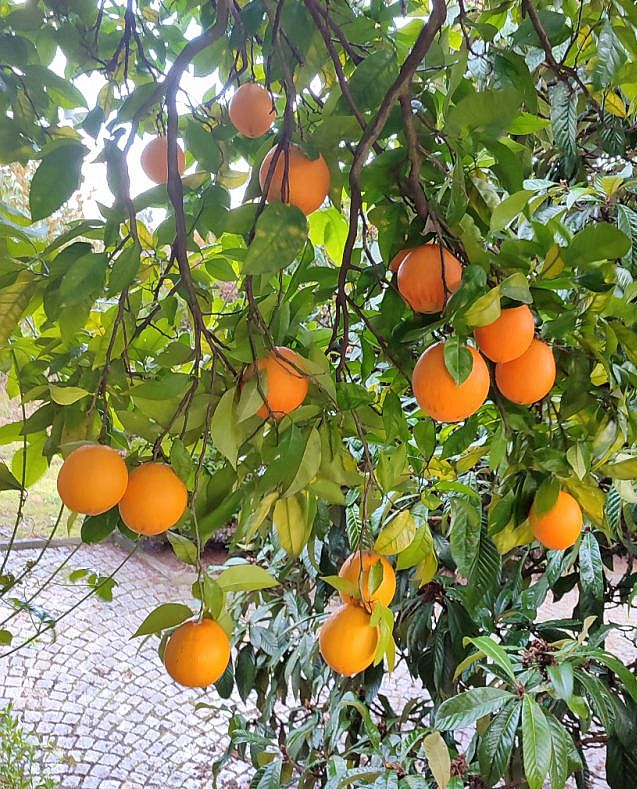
[331,0,448,375]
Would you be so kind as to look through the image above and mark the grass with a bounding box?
[0,382,67,541]
[0,704,58,789]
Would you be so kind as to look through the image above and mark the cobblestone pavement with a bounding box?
[0,541,634,788]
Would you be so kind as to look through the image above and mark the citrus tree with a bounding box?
[1,0,637,787]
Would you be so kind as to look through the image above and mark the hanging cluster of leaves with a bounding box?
[1,0,637,786]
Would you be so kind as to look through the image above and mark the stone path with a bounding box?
[0,542,251,789]
[0,540,634,788]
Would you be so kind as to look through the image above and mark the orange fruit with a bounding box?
[397,244,463,313]
[118,462,188,536]
[388,247,413,274]
[259,143,330,215]
[140,136,185,185]
[530,491,583,550]
[412,341,490,423]
[495,338,556,405]
[339,551,396,608]
[163,619,231,688]
[474,305,535,363]
[319,604,379,676]
[57,444,128,516]
[229,83,275,138]
[254,346,309,419]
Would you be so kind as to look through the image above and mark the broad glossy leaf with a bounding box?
[30,142,87,221]
[243,204,307,275]
[132,603,193,638]
[436,687,514,730]
[521,696,551,789]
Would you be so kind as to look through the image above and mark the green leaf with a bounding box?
[340,693,382,748]
[521,696,552,789]
[579,531,603,599]
[443,338,474,386]
[0,630,13,645]
[320,575,358,597]
[348,48,399,112]
[490,190,533,231]
[81,508,119,544]
[235,644,256,702]
[284,427,321,497]
[413,420,436,462]
[0,270,37,348]
[12,436,48,488]
[29,142,87,221]
[500,272,533,303]
[465,287,501,328]
[132,603,192,638]
[0,462,23,491]
[216,563,279,592]
[108,243,141,294]
[508,113,550,134]
[533,477,560,516]
[169,439,194,484]
[273,494,310,556]
[546,714,575,789]
[547,662,574,701]
[464,636,516,682]
[449,499,481,577]
[550,82,577,161]
[397,524,435,570]
[592,20,626,90]
[598,457,637,479]
[478,700,521,784]
[565,223,631,266]
[50,385,90,405]
[211,387,240,467]
[374,510,417,555]
[436,688,514,730]
[59,252,108,305]
[167,532,198,565]
[243,204,308,275]
[423,732,451,789]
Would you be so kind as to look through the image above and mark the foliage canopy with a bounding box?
[1,0,637,787]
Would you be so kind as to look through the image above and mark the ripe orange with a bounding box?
[163,619,231,688]
[530,491,583,550]
[140,136,185,185]
[495,338,556,405]
[474,305,535,363]
[118,462,188,536]
[259,143,330,215]
[254,346,309,419]
[229,83,275,138]
[397,244,463,313]
[319,604,379,676]
[412,341,490,423]
[57,444,128,516]
[388,247,413,274]
[339,551,396,608]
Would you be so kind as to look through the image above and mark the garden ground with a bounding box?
[1,534,634,788]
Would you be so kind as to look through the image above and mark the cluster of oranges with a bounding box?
[319,551,396,677]
[140,82,331,217]
[391,242,583,551]
[70,91,587,686]
[56,443,231,687]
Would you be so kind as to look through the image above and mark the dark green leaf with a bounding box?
[436,688,514,730]
[478,700,521,784]
[521,696,552,789]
